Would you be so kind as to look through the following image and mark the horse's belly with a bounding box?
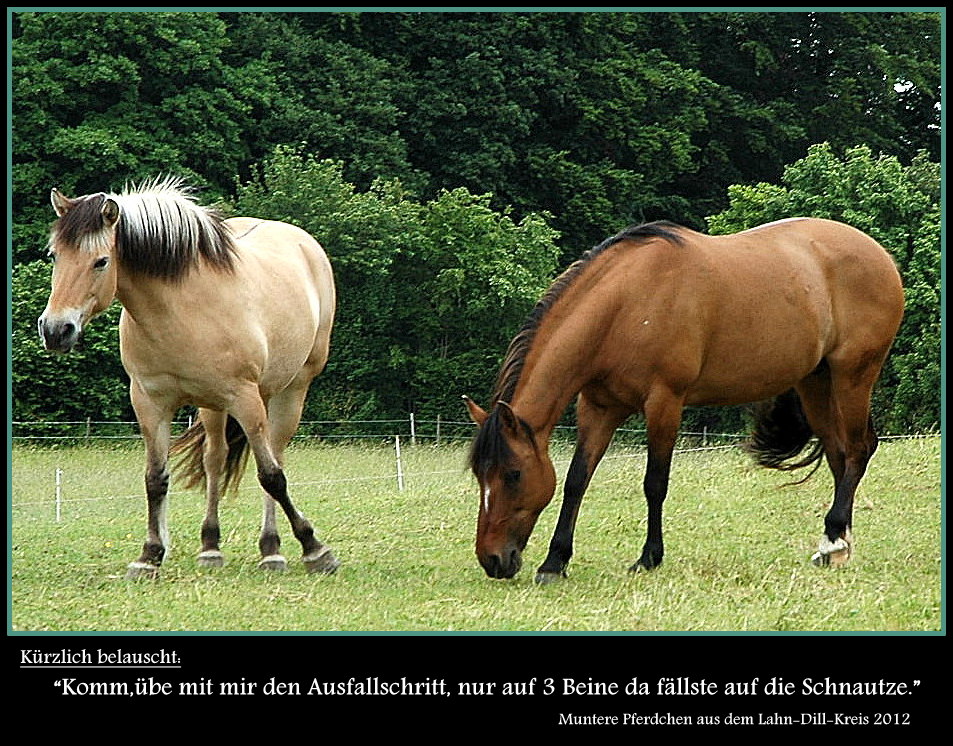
[688,337,823,406]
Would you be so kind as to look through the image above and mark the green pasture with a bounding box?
[9,436,942,633]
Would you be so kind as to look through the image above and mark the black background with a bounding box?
[8,632,943,734]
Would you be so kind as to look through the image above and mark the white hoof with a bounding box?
[303,545,339,574]
[258,554,288,572]
[197,550,224,568]
[811,532,852,567]
[125,561,160,580]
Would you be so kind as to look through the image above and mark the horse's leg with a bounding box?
[818,366,880,567]
[257,479,286,570]
[631,387,684,572]
[266,381,339,574]
[797,363,880,567]
[231,386,337,574]
[197,408,227,568]
[125,385,174,580]
[536,395,629,584]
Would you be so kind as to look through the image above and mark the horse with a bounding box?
[37,177,338,579]
[465,218,904,582]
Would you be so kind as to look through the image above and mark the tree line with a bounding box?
[10,11,941,434]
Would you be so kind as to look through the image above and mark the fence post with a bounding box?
[395,435,405,492]
[410,412,416,446]
[436,414,441,446]
[55,467,63,523]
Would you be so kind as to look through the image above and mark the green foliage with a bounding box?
[12,11,267,264]
[707,143,940,432]
[10,11,941,433]
[231,146,561,420]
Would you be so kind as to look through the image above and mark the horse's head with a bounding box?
[465,397,556,579]
[38,188,120,353]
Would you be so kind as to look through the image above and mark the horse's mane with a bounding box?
[469,220,684,476]
[490,220,684,404]
[53,177,236,280]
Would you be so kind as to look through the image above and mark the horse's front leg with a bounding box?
[631,388,683,573]
[197,408,228,568]
[126,383,175,580]
[536,396,628,584]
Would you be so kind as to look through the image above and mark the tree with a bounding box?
[12,11,941,432]
[230,146,562,421]
[11,12,268,263]
[218,12,416,192]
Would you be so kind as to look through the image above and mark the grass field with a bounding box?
[9,436,942,633]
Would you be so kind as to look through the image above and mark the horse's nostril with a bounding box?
[38,316,79,352]
[480,553,504,579]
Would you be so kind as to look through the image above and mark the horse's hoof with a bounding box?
[197,550,224,568]
[535,571,565,585]
[125,561,160,580]
[258,554,288,572]
[811,534,852,568]
[629,559,660,573]
[303,546,340,575]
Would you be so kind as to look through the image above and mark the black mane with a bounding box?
[491,220,685,404]
[469,221,685,476]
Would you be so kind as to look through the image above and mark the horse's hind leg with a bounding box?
[266,382,339,574]
[197,409,227,568]
[796,362,880,567]
[811,411,877,567]
[233,385,338,574]
[257,491,288,571]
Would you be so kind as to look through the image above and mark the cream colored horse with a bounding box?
[38,178,337,579]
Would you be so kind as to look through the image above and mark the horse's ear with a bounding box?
[51,188,73,217]
[463,396,488,426]
[101,197,120,226]
[495,400,520,434]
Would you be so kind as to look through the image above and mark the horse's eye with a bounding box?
[93,257,109,270]
[503,469,521,487]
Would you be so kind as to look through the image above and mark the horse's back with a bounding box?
[227,218,332,289]
[729,217,903,343]
[599,217,903,406]
[225,217,334,317]
[700,218,902,396]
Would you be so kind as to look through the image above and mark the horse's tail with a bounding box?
[746,389,824,483]
[170,415,250,494]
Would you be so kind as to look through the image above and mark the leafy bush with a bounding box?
[232,146,563,421]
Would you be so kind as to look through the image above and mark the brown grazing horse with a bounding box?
[466,218,904,582]
[38,178,338,578]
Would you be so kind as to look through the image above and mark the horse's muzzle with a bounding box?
[38,315,81,353]
[479,548,522,579]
